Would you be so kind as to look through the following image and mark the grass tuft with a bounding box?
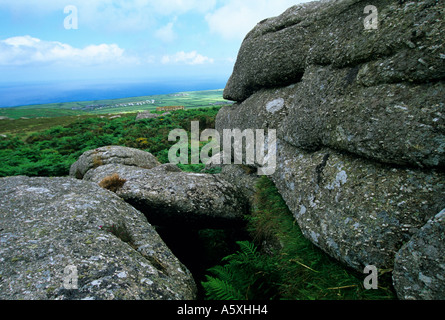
[99,173,127,193]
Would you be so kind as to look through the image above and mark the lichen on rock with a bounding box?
[83,163,249,229]
[216,0,445,300]
[0,176,196,300]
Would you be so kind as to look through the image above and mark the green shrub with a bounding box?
[0,107,222,178]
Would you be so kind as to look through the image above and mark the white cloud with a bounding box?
[155,20,177,43]
[206,0,312,40]
[0,35,137,66]
[161,51,214,65]
[0,0,313,37]
[0,0,217,32]
[151,0,217,15]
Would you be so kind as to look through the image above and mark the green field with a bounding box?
[0,89,232,136]
[0,89,230,119]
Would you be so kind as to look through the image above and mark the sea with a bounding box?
[0,78,228,108]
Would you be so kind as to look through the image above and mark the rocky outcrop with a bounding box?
[392,209,445,300]
[83,164,248,229]
[216,0,445,299]
[136,111,170,121]
[136,112,161,121]
[0,176,196,300]
[272,141,445,271]
[69,146,161,179]
[217,90,445,271]
[225,0,444,103]
[223,0,444,168]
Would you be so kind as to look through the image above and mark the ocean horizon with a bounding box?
[0,78,228,108]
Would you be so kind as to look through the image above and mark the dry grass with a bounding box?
[99,173,127,192]
[92,155,104,168]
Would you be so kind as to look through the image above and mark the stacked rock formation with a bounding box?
[70,146,249,229]
[0,146,251,300]
[216,0,444,299]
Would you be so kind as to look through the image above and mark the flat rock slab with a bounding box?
[0,176,196,300]
[218,60,445,170]
[84,164,249,229]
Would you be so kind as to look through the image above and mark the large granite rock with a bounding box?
[0,176,196,300]
[221,2,445,169]
[69,146,161,179]
[83,164,249,229]
[217,85,445,272]
[216,0,445,299]
[392,209,445,300]
[271,140,445,271]
[225,0,444,103]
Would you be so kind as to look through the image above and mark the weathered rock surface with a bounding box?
[0,176,196,300]
[225,0,444,102]
[222,0,444,169]
[217,87,445,270]
[216,0,445,299]
[271,140,445,271]
[69,146,161,179]
[83,164,249,229]
[218,165,260,206]
[392,209,445,300]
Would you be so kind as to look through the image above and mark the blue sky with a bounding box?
[0,0,312,85]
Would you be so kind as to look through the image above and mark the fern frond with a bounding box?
[236,241,259,260]
[206,265,234,283]
[201,277,244,300]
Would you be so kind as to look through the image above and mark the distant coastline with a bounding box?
[0,78,228,108]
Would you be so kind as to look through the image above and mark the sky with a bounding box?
[0,0,314,86]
